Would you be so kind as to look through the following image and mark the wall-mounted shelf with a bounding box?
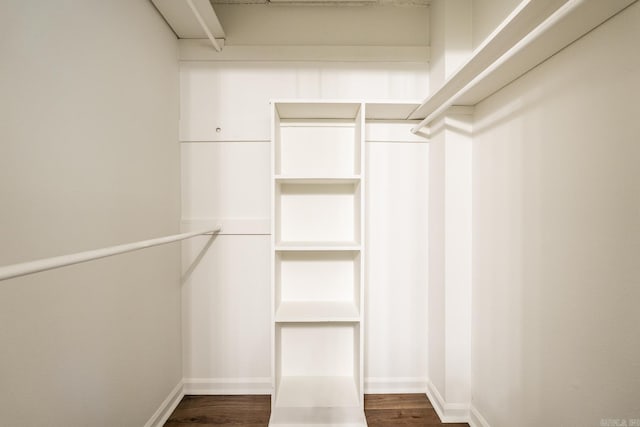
[275,176,361,184]
[275,302,360,323]
[275,242,361,251]
[275,181,361,244]
[409,0,636,131]
[273,323,362,423]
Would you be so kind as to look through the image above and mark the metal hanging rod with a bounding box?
[0,226,222,282]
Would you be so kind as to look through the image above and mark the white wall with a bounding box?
[471,3,640,425]
[429,0,473,90]
[179,60,430,393]
[471,0,521,48]
[366,127,429,393]
[0,1,180,425]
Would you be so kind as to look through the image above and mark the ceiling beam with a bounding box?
[152,0,225,51]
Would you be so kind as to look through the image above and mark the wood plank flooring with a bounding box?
[164,394,470,426]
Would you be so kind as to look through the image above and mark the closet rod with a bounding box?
[410,0,572,133]
[0,226,221,282]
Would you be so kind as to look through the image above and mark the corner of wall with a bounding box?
[469,404,492,427]
[426,380,469,423]
[144,381,185,427]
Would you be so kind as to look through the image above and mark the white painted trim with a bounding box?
[364,377,428,394]
[445,106,475,116]
[144,380,184,427]
[427,107,475,138]
[426,381,447,421]
[426,381,469,423]
[179,41,430,62]
[469,404,492,427]
[181,218,270,235]
[183,377,273,395]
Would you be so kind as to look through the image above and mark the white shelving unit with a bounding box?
[270,101,367,426]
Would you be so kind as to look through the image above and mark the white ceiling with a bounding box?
[152,0,429,48]
[213,4,429,46]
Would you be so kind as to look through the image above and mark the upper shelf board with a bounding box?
[275,102,362,120]
[408,0,637,127]
[274,101,424,121]
[365,102,421,120]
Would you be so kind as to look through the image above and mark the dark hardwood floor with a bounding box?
[164,394,470,426]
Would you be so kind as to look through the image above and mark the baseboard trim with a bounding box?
[425,381,469,423]
[143,377,482,426]
[144,380,184,427]
[364,377,428,394]
[469,404,491,427]
[183,377,273,395]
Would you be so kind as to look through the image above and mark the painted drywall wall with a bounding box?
[0,1,180,425]
[471,0,521,48]
[429,0,473,91]
[471,3,640,425]
[366,133,429,393]
[179,61,430,393]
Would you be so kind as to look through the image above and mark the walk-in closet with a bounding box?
[1,1,639,426]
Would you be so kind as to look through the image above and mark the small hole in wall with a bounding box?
[216,127,221,133]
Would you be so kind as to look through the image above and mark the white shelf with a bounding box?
[276,323,360,390]
[276,121,359,177]
[275,175,361,184]
[275,301,360,323]
[275,250,361,313]
[275,242,361,252]
[275,181,361,244]
[269,406,367,427]
[408,0,635,130]
[365,101,421,121]
[275,102,362,120]
[275,376,360,408]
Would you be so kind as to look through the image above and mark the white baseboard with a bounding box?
[143,377,485,427]
[144,380,185,427]
[364,377,428,394]
[425,381,469,423]
[183,377,273,395]
[469,404,491,427]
